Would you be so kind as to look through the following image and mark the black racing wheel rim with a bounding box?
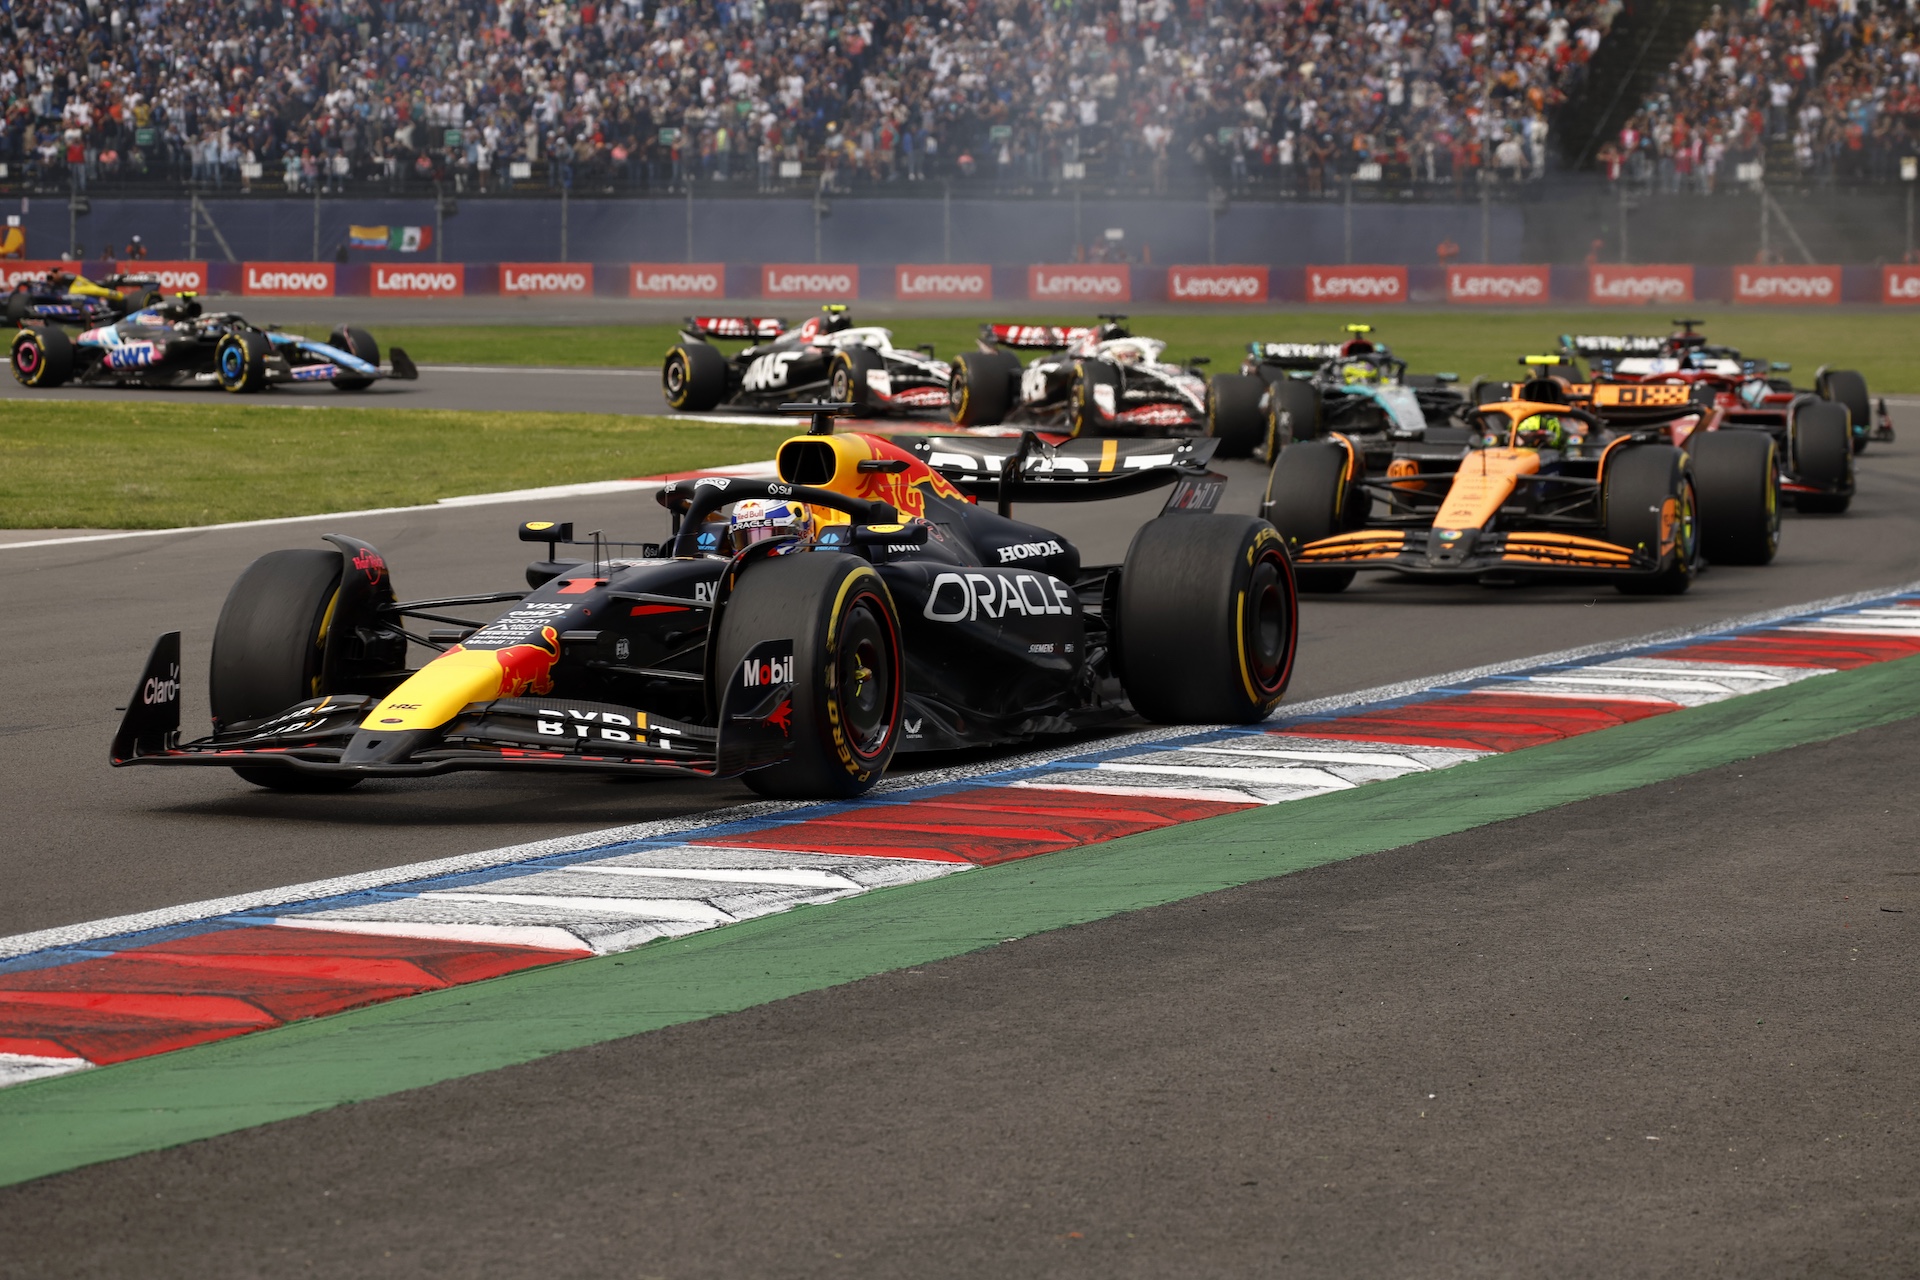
[663,351,688,403]
[13,334,41,383]
[830,362,852,403]
[1244,550,1293,695]
[217,337,246,387]
[835,592,896,764]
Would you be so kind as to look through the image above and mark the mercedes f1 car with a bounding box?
[947,316,1211,440]
[662,305,952,417]
[10,294,417,392]
[1208,324,1468,464]
[5,270,165,328]
[1261,373,1779,596]
[112,406,1296,800]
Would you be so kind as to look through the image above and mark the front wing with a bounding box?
[1294,526,1658,577]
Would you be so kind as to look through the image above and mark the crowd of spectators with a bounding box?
[0,0,1620,199]
[1614,0,1920,193]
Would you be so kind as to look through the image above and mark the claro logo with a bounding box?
[503,267,590,293]
[244,266,333,293]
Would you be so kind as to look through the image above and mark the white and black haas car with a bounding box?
[947,315,1215,440]
[112,406,1298,802]
[661,304,952,417]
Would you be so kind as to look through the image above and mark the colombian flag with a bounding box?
[347,225,434,252]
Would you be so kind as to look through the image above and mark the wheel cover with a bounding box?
[1242,551,1293,696]
[830,364,851,402]
[834,594,896,763]
[14,338,39,378]
[664,354,686,398]
[218,341,244,381]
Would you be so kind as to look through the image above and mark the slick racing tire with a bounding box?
[949,351,1020,427]
[215,329,271,393]
[1790,400,1854,514]
[328,325,381,391]
[1263,377,1323,459]
[210,548,361,792]
[1118,514,1297,724]
[1689,430,1779,566]
[1818,368,1872,454]
[1206,373,1265,459]
[716,552,903,800]
[662,341,728,411]
[1604,445,1698,596]
[10,325,74,387]
[828,346,884,417]
[3,287,29,326]
[1261,438,1357,593]
[1068,360,1123,438]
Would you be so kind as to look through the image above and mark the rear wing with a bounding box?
[1560,334,1669,358]
[903,433,1222,505]
[979,323,1097,351]
[1247,341,1342,369]
[681,316,786,341]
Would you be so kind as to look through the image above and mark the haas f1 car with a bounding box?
[1262,371,1780,596]
[10,294,417,392]
[1209,324,1467,463]
[662,305,952,417]
[948,316,1212,440]
[113,407,1297,800]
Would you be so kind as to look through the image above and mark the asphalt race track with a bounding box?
[0,395,1916,1272]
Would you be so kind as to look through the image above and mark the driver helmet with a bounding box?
[1515,412,1567,451]
[729,498,810,550]
[1342,361,1377,386]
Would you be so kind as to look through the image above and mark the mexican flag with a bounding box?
[347,225,434,252]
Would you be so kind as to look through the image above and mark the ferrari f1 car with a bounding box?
[10,294,417,392]
[112,406,1297,800]
[1209,324,1467,463]
[5,270,166,328]
[1261,372,1779,596]
[947,316,1211,440]
[662,305,952,417]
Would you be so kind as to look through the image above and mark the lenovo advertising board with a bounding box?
[1883,265,1920,304]
[370,263,465,298]
[1166,265,1269,303]
[1447,265,1550,304]
[499,263,594,295]
[761,264,859,298]
[1732,265,1841,305]
[1027,264,1130,302]
[1,260,66,289]
[1588,265,1693,305]
[894,264,992,301]
[241,262,337,297]
[629,263,726,298]
[1306,265,1406,303]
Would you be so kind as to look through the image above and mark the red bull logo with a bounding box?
[487,627,561,697]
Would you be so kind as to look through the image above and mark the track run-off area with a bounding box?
[0,396,1917,1274]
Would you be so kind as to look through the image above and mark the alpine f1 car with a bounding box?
[112,406,1296,800]
[947,316,1211,440]
[5,269,166,328]
[1260,374,1778,596]
[10,294,417,392]
[1207,324,1468,463]
[662,304,952,417]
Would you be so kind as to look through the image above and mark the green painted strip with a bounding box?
[4,656,1918,1187]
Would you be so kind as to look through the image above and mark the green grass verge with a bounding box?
[0,402,787,529]
[352,310,1920,393]
[3,652,1916,1187]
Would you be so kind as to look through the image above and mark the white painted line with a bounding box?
[5,578,1918,965]
[1177,745,1442,769]
[0,1054,91,1088]
[417,891,735,923]
[269,918,595,953]
[1093,761,1359,789]
[1010,780,1272,804]
[567,865,863,890]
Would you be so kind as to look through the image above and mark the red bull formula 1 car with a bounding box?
[662,305,952,417]
[947,316,1211,439]
[10,293,417,392]
[113,407,1295,800]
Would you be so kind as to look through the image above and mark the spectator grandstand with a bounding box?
[0,0,1620,198]
[1619,0,1920,192]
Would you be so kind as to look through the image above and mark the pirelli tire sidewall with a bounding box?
[215,329,271,393]
[1603,444,1698,596]
[11,325,74,387]
[1688,429,1780,566]
[828,346,883,417]
[718,552,904,799]
[1260,437,1358,593]
[949,350,1017,427]
[1070,359,1123,439]
[662,340,728,411]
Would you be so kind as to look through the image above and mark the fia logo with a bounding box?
[741,653,795,687]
